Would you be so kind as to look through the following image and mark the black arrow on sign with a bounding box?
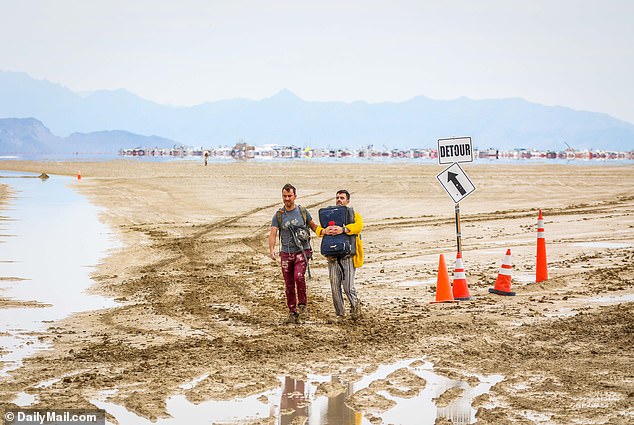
[447,171,466,195]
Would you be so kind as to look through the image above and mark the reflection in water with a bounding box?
[279,376,360,425]
[274,359,501,425]
[280,376,309,424]
[91,359,500,424]
[437,405,472,425]
[434,378,497,425]
[323,377,360,425]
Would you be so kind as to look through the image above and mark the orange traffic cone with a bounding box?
[77,170,82,180]
[489,249,515,296]
[536,209,548,283]
[452,252,472,300]
[431,254,456,303]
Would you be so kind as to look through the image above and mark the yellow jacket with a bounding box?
[316,211,364,268]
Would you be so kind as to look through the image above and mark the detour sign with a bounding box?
[437,137,473,165]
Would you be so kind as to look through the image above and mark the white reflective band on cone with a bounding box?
[498,267,512,276]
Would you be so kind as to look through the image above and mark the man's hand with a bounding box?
[270,250,277,261]
[325,225,345,235]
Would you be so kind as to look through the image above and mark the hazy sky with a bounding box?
[2,0,633,124]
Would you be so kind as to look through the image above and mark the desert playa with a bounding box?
[0,159,633,424]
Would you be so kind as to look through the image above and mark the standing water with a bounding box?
[93,359,502,424]
[0,172,119,375]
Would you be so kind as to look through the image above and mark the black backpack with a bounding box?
[318,206,356,257]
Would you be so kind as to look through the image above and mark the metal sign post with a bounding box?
[455,203,462,253]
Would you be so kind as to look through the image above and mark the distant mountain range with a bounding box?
[0,117,175,154]
[1,70,633,153]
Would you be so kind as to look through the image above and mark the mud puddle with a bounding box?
[543,292,634,318]
[0,171,119,374]
[88,358,501,424]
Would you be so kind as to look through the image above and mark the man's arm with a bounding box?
[346,211,364,235]
[268,226,278,260]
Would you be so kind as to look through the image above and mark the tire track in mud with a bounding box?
[122,188,342,267]
[110,191,336,335]
[362,195,634,284]
[142,191,331,267]
[371,196,634,230]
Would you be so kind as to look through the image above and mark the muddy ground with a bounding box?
[0,160,633,424]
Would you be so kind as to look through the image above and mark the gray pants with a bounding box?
[327,256,357,316]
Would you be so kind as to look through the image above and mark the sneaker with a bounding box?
[327,315,345,324]
[287,311,300,324]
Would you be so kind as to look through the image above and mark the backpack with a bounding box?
[276,205,312,254]
[318,206,356,258]
[276,205,308,236]
[276,205,312,278]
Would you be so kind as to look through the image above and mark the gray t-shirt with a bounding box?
[271,206,312,253]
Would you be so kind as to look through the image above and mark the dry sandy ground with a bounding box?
[0,160,633,424]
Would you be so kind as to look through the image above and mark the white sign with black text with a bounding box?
[437,136,473,165]
[436,162,476,203]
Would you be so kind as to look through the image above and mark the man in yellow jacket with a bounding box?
[316,189,364,321]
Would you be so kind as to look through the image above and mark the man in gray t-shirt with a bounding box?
[269,183,317,323]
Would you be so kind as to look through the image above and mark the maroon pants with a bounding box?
[280,250,309,312]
